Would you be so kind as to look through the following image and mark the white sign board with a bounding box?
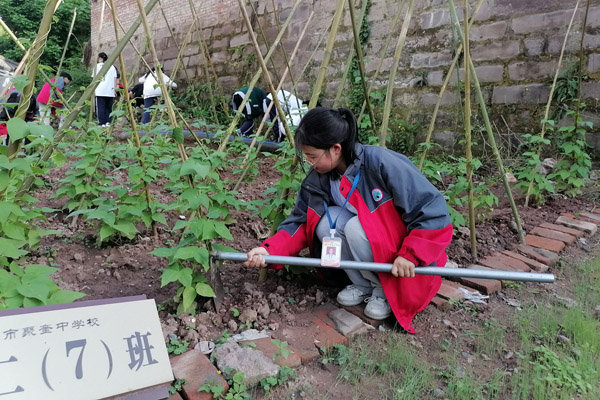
[0,297,173,399]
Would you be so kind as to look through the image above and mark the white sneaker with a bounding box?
[364,296,392,320]
[337,285,372,306]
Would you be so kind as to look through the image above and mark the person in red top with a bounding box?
[36,72,71,128]
[244,107,453,333]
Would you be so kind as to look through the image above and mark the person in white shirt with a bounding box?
[93,52,118,127]
[139,68,177,124]
[262,89,308,142]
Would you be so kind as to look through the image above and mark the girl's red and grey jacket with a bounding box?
[261,143,453,334]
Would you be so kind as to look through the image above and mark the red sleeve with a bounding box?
[397,223,453,266]
[260,226,309,270]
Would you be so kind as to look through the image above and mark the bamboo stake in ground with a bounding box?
[134,0,187,162]
[217,0,304,152]
[447,0,525,243]
[462,1,477,260]
[6,0,61,159]
[347,0,376,131]
[417,0,484,170]
[108,0,156,237]
[357,0,406,124]
[56,8,77,77]
[308,0,346,109]
[379,0,414,146]
[233,10,315,192]
[334,0,369,108]
[237,0,295,147]
[524,1,580,207]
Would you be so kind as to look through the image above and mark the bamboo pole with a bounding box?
[379,0,414,146]
[308,0,346,109]
[247,0,282,85]
[462,1,477,260]
[524,1,580,206]
[237,0,295,147]
[347,0,376,131]
[575,0,591,125]
[56,8,77,77]
[6,0,61,159]
[418,0,484,170]
[233,11,315,191]
[109,0,155,236]
[217,0,304,152]
[447,0,525,243]
[269,0,302,105]
[16,0,162,196]
[357,0,406,124]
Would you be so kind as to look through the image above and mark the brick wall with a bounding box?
[90,0,600,152]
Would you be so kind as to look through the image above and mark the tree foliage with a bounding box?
[0,0,91,67]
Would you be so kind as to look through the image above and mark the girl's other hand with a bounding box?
[244,247,269,268]
[391,256,416,278]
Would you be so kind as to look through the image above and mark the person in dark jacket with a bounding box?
[231,86,267,137]
[244,107,453,332]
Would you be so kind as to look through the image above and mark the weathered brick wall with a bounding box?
[90,0,600,152]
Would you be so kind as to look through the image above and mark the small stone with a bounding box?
[443,319,455,329]
[557,334,571,345]
[258,303,270,319]
[73,253,84,263]
[268,322,279,331]
[594,305,600,320]
[276,286,285,295]
[433,388,445,398]
[239,308,258,324]
[227,319,238,332]
[503,351,514,360]
[505,172,517,183]
[458,227,470,237]
[113,271,121,281]
[315,290,324,304]
[462,351,476,363]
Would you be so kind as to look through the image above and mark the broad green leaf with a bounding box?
[172,126,184,144]
[29,123,54,141]
[0,238,27,258]
[160,268,180,287]
[24,264,57,277]
[11,75,30,92]
[178,268,193,287]
[214,222,233,240]
[182,286,196,311]
[174,246,204,263]
[99,225,116,242]
[47,290,85,304]
[180,159,210,178]
[0,171,9,192]
[17,275,52,301]
[195,282,215,298]
[150,247,175,258]
[50,150,68,167]
[6,118,30,141]
[112,222,137,239]
[152,213,168,226]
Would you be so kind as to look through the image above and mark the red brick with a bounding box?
[437,280,466,300]
[555,216,597,234]
[339,304,383,328]
[239,337,301,368]
[531,226,576,245]
[170,350,229,400]
[500,250,549,272]
[575,214,600,226]
[580,211,600,223]
[539,222,584,238]
[459,264,503,294]
[272,314,347,363]
[168,392,184,400]
[479,253,531,272]
[524,234,565,253]
[516,244,559,266]
[429,295,451,311]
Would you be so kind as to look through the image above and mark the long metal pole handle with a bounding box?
[211,251,555,283]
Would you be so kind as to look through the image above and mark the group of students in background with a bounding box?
[231,85,311,143]
[93,52,177,127]
[0,51,178,145]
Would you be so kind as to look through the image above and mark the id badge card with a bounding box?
[321,236,342,267]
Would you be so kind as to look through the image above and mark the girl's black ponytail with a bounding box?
[295,107,359,165]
